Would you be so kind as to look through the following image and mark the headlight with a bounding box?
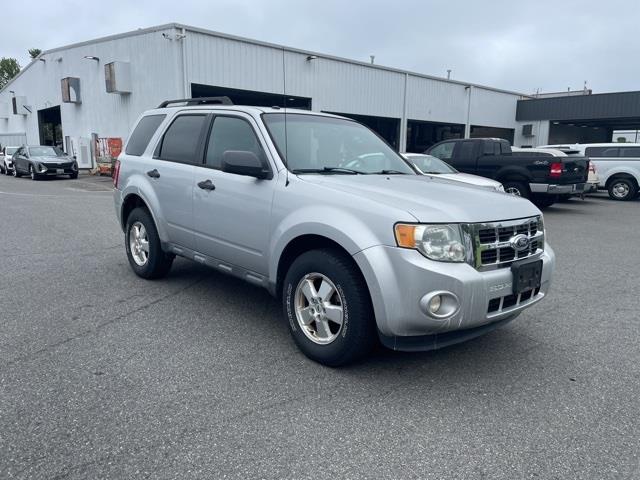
[394,223,466,262]
[37,163,47,173]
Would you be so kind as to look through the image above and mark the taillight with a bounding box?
[113,159,121,188]
[549,162,563,178]
[588,161,596,173]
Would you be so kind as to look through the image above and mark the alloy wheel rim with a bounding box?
[294,272,344,345]
[613,182,629,199]
[129,221,150,266]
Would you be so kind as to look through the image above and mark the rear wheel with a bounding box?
[502,180,530,199]
[532,195,557,209]
[125,207,174,279]
[608,178,637,201]
[282,248,376,367]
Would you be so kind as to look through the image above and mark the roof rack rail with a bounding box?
[157,96,233,108]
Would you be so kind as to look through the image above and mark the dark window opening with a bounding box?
[406,120,464,153]
[37,106,63,149]
[205,116,265,169]
[470,126,514,145]
[191,83,311,109]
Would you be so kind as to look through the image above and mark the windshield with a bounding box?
[28,146,65,157]
[263,113,415,175]
[5,147,18,155]
[406,154,457,174]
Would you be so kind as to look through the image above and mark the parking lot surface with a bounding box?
[0,174,638,479]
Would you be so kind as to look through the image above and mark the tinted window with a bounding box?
[158,115,207,163]
[429,142,455,160]
[125,114,166,156]
[619,147,640,157]
[206,116,265,169]
[585,147,618,157]
[455,142,475,159]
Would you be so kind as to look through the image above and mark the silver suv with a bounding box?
[114,98,556,366]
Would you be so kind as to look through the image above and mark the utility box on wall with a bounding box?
[105,61,131,94]
[12,96,29,115]
[61,77,82,103]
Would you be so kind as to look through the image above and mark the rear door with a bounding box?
[192,113,275,275]
[147,113,209,250]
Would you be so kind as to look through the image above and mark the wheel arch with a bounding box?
[605,172,639,189]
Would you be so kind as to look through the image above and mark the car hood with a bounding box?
[425,172,502,190]
[298,174,539,223]
[31,155,73,163]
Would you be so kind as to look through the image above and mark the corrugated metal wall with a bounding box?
[0,23,523,152]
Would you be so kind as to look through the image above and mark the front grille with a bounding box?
[473,216,544,270]
[487,287,541,314]
[44,162,72,170]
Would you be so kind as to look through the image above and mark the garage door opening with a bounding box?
[325,112,400,149]
[37,106,63,148]
[191,83,312,109]
[406,120,464,152]
[470,125,514,144]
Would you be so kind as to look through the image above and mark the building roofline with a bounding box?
[1,22,533,98]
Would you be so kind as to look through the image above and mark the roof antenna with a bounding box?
[282,46,290,186]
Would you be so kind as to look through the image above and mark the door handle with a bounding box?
[147,169,160,178]
[197,179,216,191]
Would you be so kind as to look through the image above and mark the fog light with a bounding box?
[420,291,460,320]
[428,295,442,314]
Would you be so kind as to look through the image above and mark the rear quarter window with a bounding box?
[585,147,618,157]
[125,114,166,156]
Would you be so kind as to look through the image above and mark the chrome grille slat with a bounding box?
[472,216,544,270]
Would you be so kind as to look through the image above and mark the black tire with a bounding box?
[282,248,376,367]
[70,172,78,179]
[607,177,637,201]
[29,165,39,181]
[533,194,557,209]
[558,194,572,202]
[12,166,21,178]
[502,180,530,199]
[125,207,174,279]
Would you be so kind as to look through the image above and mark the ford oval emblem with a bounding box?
[510,234,530,252]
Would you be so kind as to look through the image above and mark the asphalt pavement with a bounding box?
[0,174,638,479]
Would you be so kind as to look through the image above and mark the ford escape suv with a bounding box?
[114,97,555,366]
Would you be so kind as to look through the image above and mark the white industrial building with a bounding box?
[0,23,538,167]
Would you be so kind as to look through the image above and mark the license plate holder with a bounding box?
[56,168,64,174]
[511,260,542,295]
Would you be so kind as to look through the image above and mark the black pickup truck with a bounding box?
[425,138,589,207]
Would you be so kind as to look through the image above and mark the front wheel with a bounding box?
[29,165,39,181]
[125,207,174,279]
[70,172,78,179]
[282,248,376,367]
[12,166,21,178]
[608,178,637,201]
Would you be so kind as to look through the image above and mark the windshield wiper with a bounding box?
[291,167,364,175]
[369,169,409,175]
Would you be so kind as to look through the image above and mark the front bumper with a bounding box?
[353,244,555,351]
[530,182,585,195]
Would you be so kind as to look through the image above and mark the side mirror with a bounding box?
[221,150,270,179]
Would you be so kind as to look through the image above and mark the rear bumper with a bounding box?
[530,182,586,195]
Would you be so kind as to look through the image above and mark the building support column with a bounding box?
[464,85,472,138]
[399,73,409,152]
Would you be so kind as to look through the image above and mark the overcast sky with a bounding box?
[4,0,639,94]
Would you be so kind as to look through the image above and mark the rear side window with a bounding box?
[619,147,640,158]
[205,116,265,169]
[455,142,475,159]
[125,114,166,156]
[585,147,619,157]
[157,114,207,163]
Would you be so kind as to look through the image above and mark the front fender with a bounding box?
[268,205,385,286]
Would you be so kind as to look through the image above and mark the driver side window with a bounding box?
[429,142,454,160]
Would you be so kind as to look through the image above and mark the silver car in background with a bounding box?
[403,153,505,192]
[1,146,19,175]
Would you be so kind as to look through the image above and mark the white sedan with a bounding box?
[403,153,504,192]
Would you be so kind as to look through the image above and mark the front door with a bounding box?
[193,114,275,275]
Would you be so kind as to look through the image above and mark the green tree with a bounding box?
[0,58,21,90]
[28,48,42,59]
